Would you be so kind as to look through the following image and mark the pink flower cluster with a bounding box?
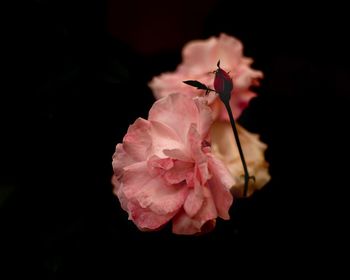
[112,34,270,234]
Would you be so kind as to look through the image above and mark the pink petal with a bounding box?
[234,64,263,91]
[163,148,192,162]
[148,72,198,100]
[195,185,218,224]
[216,33,244,69]
[186,124,212,185]
[149,94,197,142]
[149,120,185,157]
[164,160,194,185]
[187,123,207,164]
[123,118,152,162]
[149,93,213,143]
[171,209,200,235]
[112,143,135,178]
[183,175,204,218]
[127,200,175,230]
[231,90,257,120]
[122,162,188,216]
[112,176,129,212]
[181,37,217,75]
[111,174,121,194]
[194,97,214,140]
[172,185,218,235]
[147,155,174,177]
[122,116,185,161]
[180,33,244,74]
[196,161,211,185]
[207,154,234,220]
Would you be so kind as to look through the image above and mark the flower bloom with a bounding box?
[112,93,234,234]
[149,33,263,121]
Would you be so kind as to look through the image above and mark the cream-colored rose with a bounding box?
[210,122,270,197]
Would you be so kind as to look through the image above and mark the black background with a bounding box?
[1,0,348,277]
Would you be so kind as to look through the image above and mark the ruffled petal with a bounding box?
[187,123,207,164]
[171,209,200,235]
[148,72,198,99]
[149,120,185,157]
[164,160,194,185]
[122,162,188,216]
[181,37,217,75]
[147,155,174,177]
[183,175,204,218]
[122,118,153,162]
[112,143,135,178]
[216,33,244,69]
[172,185,217,235]
[163,148,192,162]
[194,97,214,139]
[207,154,234,220]
[149,94,207,142]
[234,64,263,91]
[127,200,175,230]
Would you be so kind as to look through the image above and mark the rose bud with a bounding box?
[214,60,233,102]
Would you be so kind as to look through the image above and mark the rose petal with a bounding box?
[183,175,204,218]
[148,72,197,99]
[172,185,217,235]
[216,33,243,69]
[163,148,192,162]
[181,37,217,75]
[171,209,200,235]
[149,94,213,143]
[149,120,185,157]
[194,97,213,139]
[127,200,175,230]
[123,118,153,162]
[234,65,263,91]
[207,155,234,220]
[164,160,194,185]
[147,155,174,177]
[112,144,135,178]
[122,162,188,216]
[187,124,206,163]
[112,177,129,214]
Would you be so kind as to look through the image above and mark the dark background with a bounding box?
[1,0,348,277]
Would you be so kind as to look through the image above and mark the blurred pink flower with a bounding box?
[149,33,263,121]
[112,93,234,235]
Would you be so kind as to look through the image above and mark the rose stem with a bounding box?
[222,99,251,197]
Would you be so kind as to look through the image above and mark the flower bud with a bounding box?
[214,61,233,102]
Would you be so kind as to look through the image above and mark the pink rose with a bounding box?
[112,93,234,235]
[149,33,263,121]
